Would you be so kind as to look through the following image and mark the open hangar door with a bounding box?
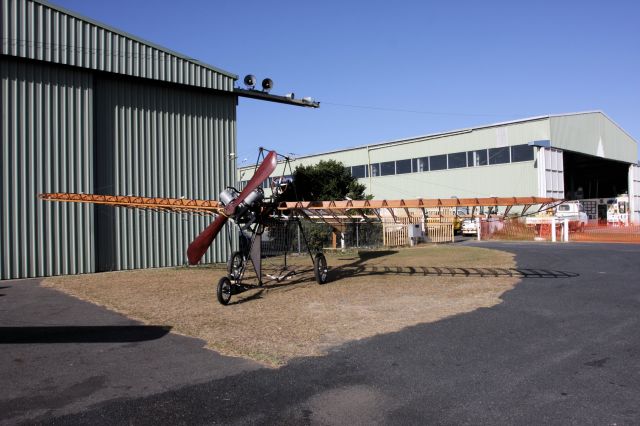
[562,150,630,220]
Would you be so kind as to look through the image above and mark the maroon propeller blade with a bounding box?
[186,214,228,265]
[186,150,278,265]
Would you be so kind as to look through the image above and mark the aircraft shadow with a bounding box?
[330,265,579,280]
[252,260,579,292]
[0,325,172,344]
[329,251,579,280]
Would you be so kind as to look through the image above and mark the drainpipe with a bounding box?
[367,145,372,195]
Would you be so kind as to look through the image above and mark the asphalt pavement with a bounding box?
[1,241,639,425]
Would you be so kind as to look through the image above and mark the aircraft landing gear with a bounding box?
[314,253,328,284]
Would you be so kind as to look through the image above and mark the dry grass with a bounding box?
[42,245,518,366]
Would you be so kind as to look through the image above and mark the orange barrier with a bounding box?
[571,221,640,243]
[480,220,541,241]
[480,219,640,243]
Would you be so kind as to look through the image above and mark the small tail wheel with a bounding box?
[217,276,232,305]
[314,253,328,284]
[227,251,244,279]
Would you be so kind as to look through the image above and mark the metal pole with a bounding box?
[551,217,557,242]
[297,224,301,254]
[356,222,359,248]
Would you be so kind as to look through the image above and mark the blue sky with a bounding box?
[53,0,640,163]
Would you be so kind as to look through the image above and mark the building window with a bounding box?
[430,154,447,171]
[448,151,467,169]
[488,147,510,164]
[467,149,488,166]
[370,163,380,177]
[511,144,534,162]
[396,159,411,174]
[412,157,428,172]
[351,165,368,178]
[381,161,395,176]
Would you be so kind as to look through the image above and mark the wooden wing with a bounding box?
[39,193,223,215]
[278,197,562,225]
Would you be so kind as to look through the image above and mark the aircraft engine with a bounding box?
[219,188,239,207]
[242,187,264,207]
[219,187,264,223]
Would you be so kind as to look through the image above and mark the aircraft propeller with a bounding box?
[186,150,278,265]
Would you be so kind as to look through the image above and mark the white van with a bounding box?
[555,202,588,230]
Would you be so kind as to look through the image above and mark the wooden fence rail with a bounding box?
[426,223,454,243]
[383,217,454,246]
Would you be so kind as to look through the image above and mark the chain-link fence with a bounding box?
[238,220,386,257]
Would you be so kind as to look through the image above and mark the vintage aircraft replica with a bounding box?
[40,148,561,305]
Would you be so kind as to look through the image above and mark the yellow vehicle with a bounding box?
[453,216,462,234]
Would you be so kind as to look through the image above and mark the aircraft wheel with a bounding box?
[217,276,232,305]
[227,251,244,279]
[314,253,328,284]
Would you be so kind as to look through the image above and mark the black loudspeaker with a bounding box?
[261,78,273,92]
[243,74,256,88]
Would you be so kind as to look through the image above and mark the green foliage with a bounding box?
[301,221,333,253]
[291,159,366,201]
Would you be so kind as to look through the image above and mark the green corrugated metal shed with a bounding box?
[1,0,239,279]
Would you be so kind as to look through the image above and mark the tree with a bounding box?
[290,160,367,201]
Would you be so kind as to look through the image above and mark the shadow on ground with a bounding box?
[331,250,579,280]
[0,325,172,344]
[330,265,579,280]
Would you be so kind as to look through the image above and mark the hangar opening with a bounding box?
[562,150,632,222]
[563,151,629,200]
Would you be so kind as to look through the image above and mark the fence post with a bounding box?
[563,218,569,242]
[476,217,481,241]
[297,225,301,254]
[551,217,557,242]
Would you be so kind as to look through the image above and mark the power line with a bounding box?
[321,101,518,118]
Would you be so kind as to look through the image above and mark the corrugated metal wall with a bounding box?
[536,147,565,198]
[94,76,236,271]
[631,164,640,224]
[1,57,237,279]
[1,57,94,279]
[1,0,236,92]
